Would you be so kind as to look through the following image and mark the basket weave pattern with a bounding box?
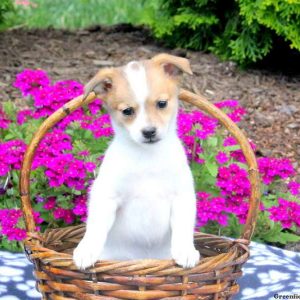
[20,89,260,300]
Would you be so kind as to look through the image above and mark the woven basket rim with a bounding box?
[24,224,250,276]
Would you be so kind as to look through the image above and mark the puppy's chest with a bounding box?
[117,168,177,222]
[119,166,179,200]
[115,174,174,242]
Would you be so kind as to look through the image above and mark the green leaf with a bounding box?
[205,160,218,177]
[2,101,17,121]
[277,232,300,244]
[225,145,241,152]
[207,136,218,147]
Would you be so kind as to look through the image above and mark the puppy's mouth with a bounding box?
[143,137,160,144]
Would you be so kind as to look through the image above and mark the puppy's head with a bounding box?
[84,53,192,145]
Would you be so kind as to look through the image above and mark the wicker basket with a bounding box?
[19,89,260,300]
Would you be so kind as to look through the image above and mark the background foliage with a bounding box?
[0,0,13,27]
[142,0,300,65]
[1,0,148,30]
[1,0,299,66]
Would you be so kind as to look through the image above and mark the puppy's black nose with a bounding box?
[142,127,157,139]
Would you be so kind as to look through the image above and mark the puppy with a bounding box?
[73,53,200,269]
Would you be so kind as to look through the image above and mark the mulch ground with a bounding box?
[0,26,299,179]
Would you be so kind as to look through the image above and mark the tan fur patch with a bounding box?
[143,61,179,129]
[99,68,139,126]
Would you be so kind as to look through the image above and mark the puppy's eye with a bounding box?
[156,100,168,109]
[122,107,134,116]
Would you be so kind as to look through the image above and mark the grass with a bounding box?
[2,0,159,30]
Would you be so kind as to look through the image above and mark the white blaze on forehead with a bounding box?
[123,61,149,104]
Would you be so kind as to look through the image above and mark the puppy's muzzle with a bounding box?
[142,127,160,144]
[142,127,157,139]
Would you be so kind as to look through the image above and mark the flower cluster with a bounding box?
[268,198,300,228]
[258,157,295,185]
[217,164,251,199]
[0,140,26,176]
[17,109,33,125]
[215,100,247,123]
[215,151,229,164]
[81,114,114,138]
[32,129,73,169]
[13,69,50,96]
[0,209,43,240]
[0,209,26,240]
[32,80,83,118]
[177,110,217,162]
[1,68,299,246]
[196,192,228,227]
[41,195,88,224]
[53,207,75,224]
[217,164,251,223]
[72,195,88,221]
[88,99,103,115]
[45,153,96,190]
[288,181,300,196]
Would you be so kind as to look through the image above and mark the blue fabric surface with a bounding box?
[0,241,299,300]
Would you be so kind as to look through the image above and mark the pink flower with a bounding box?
[88,99,103,115]
[4,228,27,241]
[72,195,88,221]
[32,80,83,118]
[268,198,300,228]
[258,157,295,185]
[32,130,73,169]
[217,164,250,198]
[13,69,50,96]
[17,109,33,125]
[177,109,217,163]
[0,162,9,177]
[214,163,251,224]
[196,192,228,227]
[85,162,96,172]
[44,153,93,190]
[15,0,37,7]
[215,100,239,109]
[215,100,247,123]
[0,208,42,241]
[215,151,229,164]
[288,181,300,196]
[82,114,114,138]
[0,140,27,176]
[43,197,56,210]
[53,208,75,224]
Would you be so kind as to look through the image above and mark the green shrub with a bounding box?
[3,0,149,30]
[141,0,300,66]
[0,0,13,28]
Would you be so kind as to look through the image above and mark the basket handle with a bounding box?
[19,89,260,242]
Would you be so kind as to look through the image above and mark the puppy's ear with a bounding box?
[83,68,115,99]
[151,53,193,77]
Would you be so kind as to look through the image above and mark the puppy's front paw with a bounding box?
[172,246,200,268]
[73,240,100,270]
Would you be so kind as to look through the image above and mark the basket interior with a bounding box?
[40,224,241,259]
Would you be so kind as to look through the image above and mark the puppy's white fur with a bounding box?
[73,58,199,269]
